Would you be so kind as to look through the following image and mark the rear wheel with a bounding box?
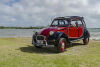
[83,37,89,45]
[57,38,67,52]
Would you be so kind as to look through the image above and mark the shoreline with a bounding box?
[0,27,45,29]
[0,37,100,42]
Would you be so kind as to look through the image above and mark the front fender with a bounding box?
[32,32,38,44]
[48,32,68,42]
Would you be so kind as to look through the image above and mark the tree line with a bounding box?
[0,26,45,29]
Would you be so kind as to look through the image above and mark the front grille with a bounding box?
[36,35,45,40]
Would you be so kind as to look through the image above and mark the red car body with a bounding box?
[32,16,90,52]
[41,26,84,39]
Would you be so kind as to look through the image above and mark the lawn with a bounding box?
[0,37,100,67]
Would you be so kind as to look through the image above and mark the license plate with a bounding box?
[37,40,43,44]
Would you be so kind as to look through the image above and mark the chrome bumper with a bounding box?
[32,35,48,46]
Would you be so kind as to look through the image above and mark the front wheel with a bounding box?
[57,38,67,53]
[83,37,89,45]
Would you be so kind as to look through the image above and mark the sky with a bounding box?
[0,0,100,28]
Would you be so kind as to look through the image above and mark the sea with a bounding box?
[0,28,100,40]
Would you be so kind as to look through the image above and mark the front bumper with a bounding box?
[33,41,47,46]
[32,35,56,46]
[32,35,48,46]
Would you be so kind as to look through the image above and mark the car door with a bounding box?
[59,20,69,35]
[68,20,78,38]
[77,20,84,38]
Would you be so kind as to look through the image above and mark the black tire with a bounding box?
[57,38,67,53]
[83,37,89,45]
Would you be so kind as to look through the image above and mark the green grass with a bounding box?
[0,37,100,67]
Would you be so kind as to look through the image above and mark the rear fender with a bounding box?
[84,28,90,38]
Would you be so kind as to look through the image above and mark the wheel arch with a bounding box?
[84,28,90,38]
[54,32,69,42]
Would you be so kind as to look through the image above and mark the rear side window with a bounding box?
[77,20,83,27]
[70,20,83,27]
[70,21,76,27]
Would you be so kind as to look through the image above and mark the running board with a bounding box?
[70,38,84,42]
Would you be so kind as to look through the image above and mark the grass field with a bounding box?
[0,37,100,67]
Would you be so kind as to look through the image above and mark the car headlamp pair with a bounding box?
[49,31,54,35]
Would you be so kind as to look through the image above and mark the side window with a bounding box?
[59,20,64,25]
[70,21,76,27]
[64,20,68,25]
[77,20,83,27]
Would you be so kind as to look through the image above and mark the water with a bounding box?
[88,28,100,40]
[0,28,100,40]
[0,29,35,37]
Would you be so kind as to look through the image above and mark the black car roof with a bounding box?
[54,16,84,20]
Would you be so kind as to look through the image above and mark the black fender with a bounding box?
[32,34,36,44]
[32,32,38,44]
[84,28,90,38]
[49,32,69,42]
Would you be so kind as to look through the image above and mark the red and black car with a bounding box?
[32,16,90,52]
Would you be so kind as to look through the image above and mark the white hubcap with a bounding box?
[62,43,65,48]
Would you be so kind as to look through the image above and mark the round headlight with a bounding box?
[49,31,54,35]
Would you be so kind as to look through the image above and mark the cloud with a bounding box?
[0,0,100,28]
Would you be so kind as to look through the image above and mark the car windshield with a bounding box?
[51,19,69,27]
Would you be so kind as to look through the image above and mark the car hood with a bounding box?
[40,27,66,37]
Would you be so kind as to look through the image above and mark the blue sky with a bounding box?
[0,0,100,28]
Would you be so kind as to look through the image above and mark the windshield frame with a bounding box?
[50,19,70,27]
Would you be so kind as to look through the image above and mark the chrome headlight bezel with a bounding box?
[49,31,54,35]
